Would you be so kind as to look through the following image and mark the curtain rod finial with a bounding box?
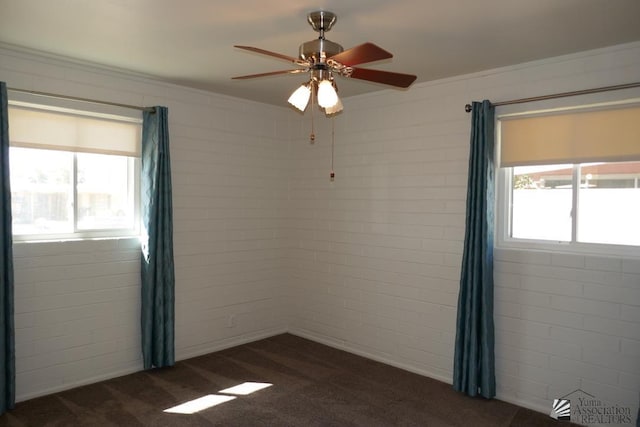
[464,104,472,113]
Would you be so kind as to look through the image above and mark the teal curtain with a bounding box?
[0,81,16,414]
[453,100,496,399]
[140,106,175,369]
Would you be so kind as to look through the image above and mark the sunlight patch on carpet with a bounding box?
[219,381,273,396]
[163,395,236,414]
[163,382,273,414]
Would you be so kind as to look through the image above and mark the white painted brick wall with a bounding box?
[1,46,290,400]
[12,238,142,398]
[287,42,640,424]
[495,249,640,414]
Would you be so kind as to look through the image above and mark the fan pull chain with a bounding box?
[330,114,335,181]
[309,83,316,144]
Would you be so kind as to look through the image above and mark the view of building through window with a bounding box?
[511,161,640,246]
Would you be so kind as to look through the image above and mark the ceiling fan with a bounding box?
[232,10,417,115]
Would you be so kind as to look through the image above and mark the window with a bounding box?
[8,99,142,241]
[497,100,640,252]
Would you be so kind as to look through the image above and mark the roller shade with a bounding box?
[8,105,141,157]
[499,105,640,167]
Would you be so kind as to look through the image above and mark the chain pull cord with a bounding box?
[309,82,316,144]
[330,114,335,181]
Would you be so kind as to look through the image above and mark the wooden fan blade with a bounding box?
[234,45,299,63]
[232,69,307,80]
[329,42,392,66]
[349,67,417,88]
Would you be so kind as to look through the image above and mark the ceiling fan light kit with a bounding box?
[233,10,416,179]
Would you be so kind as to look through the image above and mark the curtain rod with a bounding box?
[464,81,640,112]
[7,87,156,113]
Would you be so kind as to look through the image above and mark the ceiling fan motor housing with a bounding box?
[299,38,343,65]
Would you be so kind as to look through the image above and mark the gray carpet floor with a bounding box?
[0,334,578,426]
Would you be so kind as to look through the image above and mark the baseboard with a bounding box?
[17,325,552,421]
[288,328,453,386]
[16,326,287,404]
[290,328,552,418]
[176,326,288,362]
[495,394,550,418]
[17,363,144,403]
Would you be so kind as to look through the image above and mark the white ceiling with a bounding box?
[1,0,640,106]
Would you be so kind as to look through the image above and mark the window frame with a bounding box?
[496,165,640,258]
[8,96,142,243]
[495,96,640,258]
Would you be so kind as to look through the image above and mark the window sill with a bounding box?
[12,234,141,245]
[496,237,640,260]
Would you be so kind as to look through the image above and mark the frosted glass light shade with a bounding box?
[325,97,343,115]
[287,84,311,111]
[317,80,338,108]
